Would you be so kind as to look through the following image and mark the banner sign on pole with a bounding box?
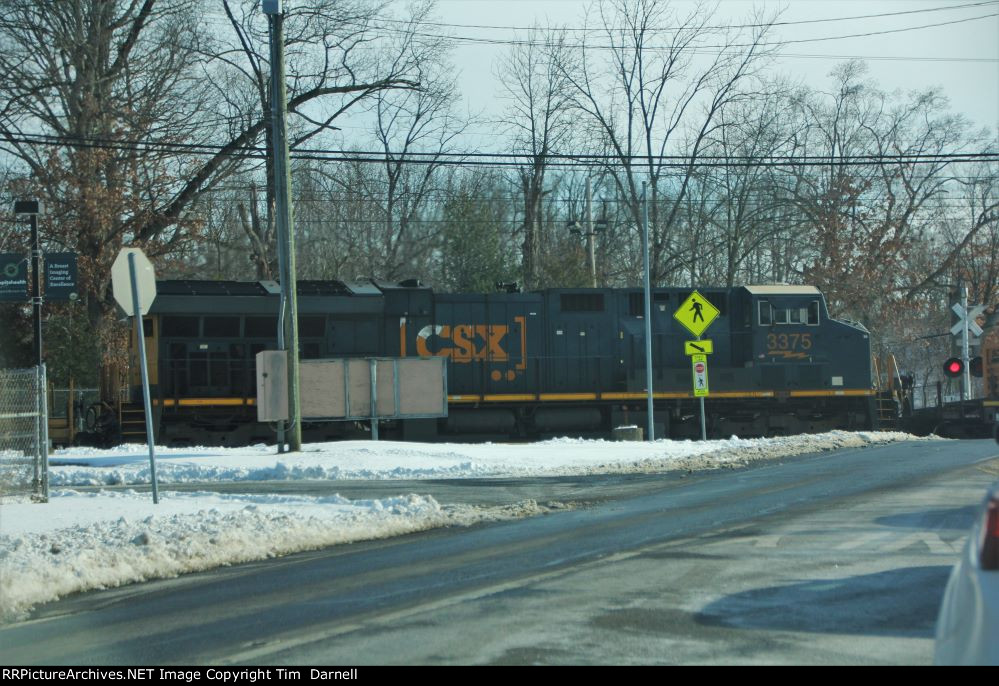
[43,253,78,301]
[0,253,28,301]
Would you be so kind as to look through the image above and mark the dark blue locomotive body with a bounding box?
[131,280,876,445]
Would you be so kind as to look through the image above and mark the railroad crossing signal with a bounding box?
[691,353,709,397]
[674,291,719,338]
[944,357,964,378]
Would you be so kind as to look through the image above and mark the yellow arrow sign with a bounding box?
[674,291,719,338]
[685,339,714,355]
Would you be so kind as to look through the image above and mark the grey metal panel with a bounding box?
[300,359,346,417]
[294,357,446,421]
[375,359,396,416]
[397,358,447,415]
[347,358,371,418]
[255,351,288,421]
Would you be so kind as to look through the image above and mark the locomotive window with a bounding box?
[298,316,326,337]
[245,316,278,337]
[808,301,820,325]
[162,316,199,337]
[789,308,802,324]
[204,316,239,338]
[759,301,772,326]
[774,307,789,325]
[628,293,644,317]
[561,293,604,312]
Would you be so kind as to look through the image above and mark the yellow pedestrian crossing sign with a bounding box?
[674,291,719,338]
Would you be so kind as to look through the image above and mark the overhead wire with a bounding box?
[5,132,998,170]
[335,9,999,53]
[348,1,999,34]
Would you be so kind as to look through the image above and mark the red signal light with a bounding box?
[944,357,964,378]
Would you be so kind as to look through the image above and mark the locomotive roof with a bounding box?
[154,280,404,296]
[744,285,821,295]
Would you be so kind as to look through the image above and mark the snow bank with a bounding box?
[0,489,559,623]
[46,430,937,486]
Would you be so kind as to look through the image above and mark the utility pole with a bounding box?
[264,0,301,451]
[586,178,595,288]
[962,285,971,401]
[567,178,605,287]
[641,182,654,442]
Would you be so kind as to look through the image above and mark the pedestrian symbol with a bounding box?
[674,291,719,338]
[690,300,704,323]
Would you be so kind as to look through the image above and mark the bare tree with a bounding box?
[680,85,803,287]
[0,0,215,372]
[788,61,995,331]
[0,0,446,375]
[496,28,576,289]
[559,0,778,285]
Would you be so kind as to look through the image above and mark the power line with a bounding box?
[5,133,999,171]
[348,1,999,34]
[340,10,999,53]
[7,132,998,162]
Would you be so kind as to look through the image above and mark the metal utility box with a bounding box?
[256,350,289,421]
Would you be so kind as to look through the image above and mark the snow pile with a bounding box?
[46,430,936,486]
[0,489,563,623]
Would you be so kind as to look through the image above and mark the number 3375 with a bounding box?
[767,333,812,351]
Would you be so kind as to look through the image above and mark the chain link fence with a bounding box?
[0,366,48,501]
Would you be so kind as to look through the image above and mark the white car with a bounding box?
[934,474,999,665]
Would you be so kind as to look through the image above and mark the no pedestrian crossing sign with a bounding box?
[691,353,709,397]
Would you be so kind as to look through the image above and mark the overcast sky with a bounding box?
[431,0,999,140]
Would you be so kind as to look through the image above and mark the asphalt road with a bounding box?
[3,439,998,665]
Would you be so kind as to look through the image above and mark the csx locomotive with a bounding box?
[110,279,879,445]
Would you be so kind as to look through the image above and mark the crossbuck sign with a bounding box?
[951,303,984,343]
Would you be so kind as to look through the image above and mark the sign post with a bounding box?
[111,248,159,504]
[675,291,720,441]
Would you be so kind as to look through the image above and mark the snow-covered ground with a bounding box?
[1,431,940,622]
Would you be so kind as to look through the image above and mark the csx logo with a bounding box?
[416,325,509,362]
